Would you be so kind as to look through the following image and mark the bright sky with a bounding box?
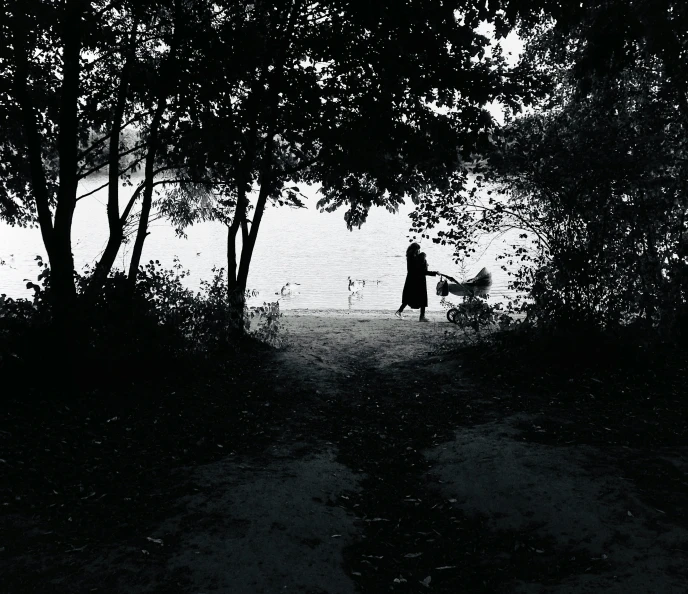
[478,24,525,124]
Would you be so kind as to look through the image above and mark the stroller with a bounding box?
[435,267,492,324]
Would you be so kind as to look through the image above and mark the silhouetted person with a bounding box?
[395,243,437,321]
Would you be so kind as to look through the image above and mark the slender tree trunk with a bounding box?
[233,0,302,292]
[12,0,86,386]
[86,20,138,299]
[236,130,277,290]
[50,0,86,317]
[226,109,259,300]
[227,222,240,291]
[235,184,269,291]
[127,0,181,290]
[226,186,248,286]
[225,183,250,330]
[14,0,84,324]
[225,0,302,319]
[225,217,245,329]
[126,102,165,288]
[12,9,54,259]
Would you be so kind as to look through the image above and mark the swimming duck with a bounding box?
[348,277,365,292]
[280,282,301,296]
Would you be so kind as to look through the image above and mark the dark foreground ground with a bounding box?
[2,311,687,593]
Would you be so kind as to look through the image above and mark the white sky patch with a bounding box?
[475,21,524,67]
[429,24,524,124]
[476,22,525,125]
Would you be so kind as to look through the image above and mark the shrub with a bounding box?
[443,294,513,337]
[1,257,284,395]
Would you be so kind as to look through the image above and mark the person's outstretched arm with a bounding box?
[432,271,457,281]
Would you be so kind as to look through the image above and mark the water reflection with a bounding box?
[348,291,364,310]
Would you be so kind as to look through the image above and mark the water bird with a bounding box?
[280,282,301,296]
[348,277,365,292]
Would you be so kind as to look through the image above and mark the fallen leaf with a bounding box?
[420,576,432,588]
[405,552,422,558]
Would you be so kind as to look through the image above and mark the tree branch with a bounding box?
[76,156,145,201]
[466,202,552,251]
[277,152,321,177]
[12,6,54,242]
[78,144,146,179]
[78,110,150,162]
[120,182,145,224]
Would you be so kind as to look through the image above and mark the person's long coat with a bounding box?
[402,255,436,308]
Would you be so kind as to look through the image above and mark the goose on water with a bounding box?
[348,277,365,292]
[280,282,301,296]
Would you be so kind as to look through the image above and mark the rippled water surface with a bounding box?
[0,176,527,310]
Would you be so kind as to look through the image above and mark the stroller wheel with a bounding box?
[446,308,459,324]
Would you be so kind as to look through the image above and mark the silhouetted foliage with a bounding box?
[420,5,688,337]
[2,0,545,338]
[0,257,282,402]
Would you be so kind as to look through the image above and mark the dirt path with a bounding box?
[272,312,688,593]
[4,310,687,593]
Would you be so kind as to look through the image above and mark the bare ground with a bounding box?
[2,309,687,593]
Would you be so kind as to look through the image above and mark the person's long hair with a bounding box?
[406,242,420,260]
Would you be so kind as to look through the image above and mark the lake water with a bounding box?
[0,175,526,310]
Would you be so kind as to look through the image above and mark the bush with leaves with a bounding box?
[0,255,284,393]
[0,293,49,372]
[117,259,284,353]
[428,45,688,337]
[248,300,284,348]
[444,295,512,338]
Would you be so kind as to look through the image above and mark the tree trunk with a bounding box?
[226,115,258,300]
[126,102,165,289]
[12,9,54,259]
[126,0,181,290]
[235,185,268,292]
[50,0,86,316]
[234,0,301,293]
[85,20,138,299]
[226,218,246,329]
[14,0,84,320]
[227,219,241,293]
[85,86,129,297]
[225,177,251,332]
[236,131,277,291]
[224,0,302,321]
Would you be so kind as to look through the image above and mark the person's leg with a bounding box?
[419,306,428,321]
[395,303,406,317]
